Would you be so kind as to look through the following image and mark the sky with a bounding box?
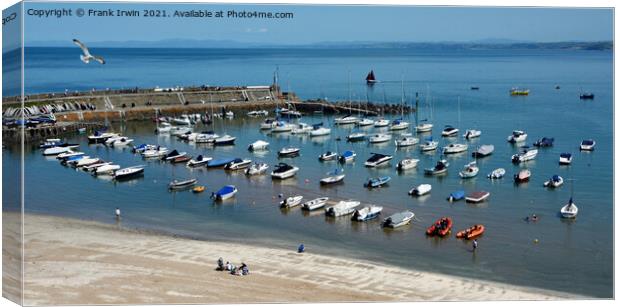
[19,2,614,46]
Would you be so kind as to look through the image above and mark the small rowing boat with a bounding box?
[456,224,485,239]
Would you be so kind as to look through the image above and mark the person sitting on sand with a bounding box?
[225,261,232,271]
[217,258,225,271]
[241,263,249,275]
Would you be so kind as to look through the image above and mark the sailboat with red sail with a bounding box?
[366,70,377,85]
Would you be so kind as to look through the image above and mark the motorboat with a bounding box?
[44,146,78,156]
[109,137,133,147]
[318,151,338,162]
[441,126,459,137]
[207,158,237,168]
[142,148,169,159]
[419,138,439,151]
[186,155,212,167]
[459,161,479,178]
[132,144,156,153]
[271,121,294,133]
[271,163,299,179]
[346,132,367,142]
[172,115,192,126]
[364,176,391,188]
[320,169,345,185]
[447,190,465,202]
[213,135,236,146]
[338,150,356,163]
[248,140,270,151]
[334,115,359,125]
[507,130,527,143]
[559,153,573,165]
[395,134,419,147]
[39,139,79,149]
[245,162,269,176]
[368,133,392,144]
[94,164,120,176]
[325,200,360,217]
[511,146,538,163]
[62,155,88,166]
[560,197,578,218]
[533,137,554,147]
[424,159,449,175]
[309,123,331,137]
[465,191,490,203]
[278,147,300,158]
[74,157,101,168]
[57,151,85,161]
[301,197,329,211]
[463,129,481,139]
[279,195,303,208]
[426,217,452,237]
[580,139,596,151]
[171,154,192,164]
[415,122,433,133]
[82,161,111,172]
[352,205,383,221]
[88,132,118,144]
[162,150,187,161]
[365,153,393,167]
[114,166,145,180]
[487,168,506,179]
[177,132,198,142]
[389,119,409,131]
[396,158,419,171]
[156,122,172,134]
[211,185,238,201]
[291,123,313,134]
[579,92,595,100]
[260,118,277,130]
[443,143,468,154]
[382,211,415,228]
[169,178,197,190]
[247,110,269,117]
[170,126,193,136]
[357,118,375,127]
[544,175,564,188]
[514,169,531,183]
[409,184,432,196]
[374,118,390,128]
[224,158,252,171]
[195,132,219,144]
[472,144,494,158]
[456,225,485,240]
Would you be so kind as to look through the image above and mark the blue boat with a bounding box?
[364,176,391,188]
[207,158,237,168]
[447,190,465,202]
[211,185,238,201]
[339,150,356,163]
[533,137,554,147]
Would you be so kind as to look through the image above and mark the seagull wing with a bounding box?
[72,39,91,57]
[93,56,106,65]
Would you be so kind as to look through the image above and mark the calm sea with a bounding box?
[2,47,613,297]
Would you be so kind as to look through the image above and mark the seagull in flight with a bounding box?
[72,39,105,64]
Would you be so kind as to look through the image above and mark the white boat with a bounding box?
[245,162,269,176]
[291,123,313,134]
[465,191,491,203]
[441,126,459,137]
[544,175,564,188]
[396,158,419,171]
[82,161,111,172]
[357,118,374,126]
[301,197,329,211]
[487,168,506,179]
[74,157,101,167]
[271,163,299,179]
[271,121,294,133]
[334,115,359,125]
[559,153,573,165]
[352,205,383,221]
[224,158,252,170]
[195,132,219,144]
[213,135,236,146]
[247,110,269,117]
[278,147,300,158]
[346,132,367,142]
[325,200,360,217]
[163,150,187,161]
[142,148,169,159]
[43,146,75,156]
[338,150,356,163]
[114,166,144,179]
[511,146,538,163]
[365,153,393,167]
[225,111,234,118]
[419,138,439,151]
[472,144,494,158]
[368,133,392,144]
[463,129,481,139]
[170,126,193,136]
[172,115,192,125]
[156,122,172,134]
[94,164,121,175]
[409,184,432,196]
[389,119,409,131]
[415,122,433,133]
[580,139,595,151]
[186,155,212,167]
[319,151,338,162]
[443,143,468,154]
[169,178,198,190]
[560,197,578,218]
[395,134,419,147]
[424,159,449,175]
[310,126,331,137]
[459,161,479,178]
[110,137,133,147]
[88,132,119,144]
[248,140,270,151]
[211,185,238,201]
[382,211,415,228]
[260,118,277,130]
[374,118,390,127]
[279,195,303,208]
[507,130,527,143]
[320,169,345,185]
[56,151,84,160]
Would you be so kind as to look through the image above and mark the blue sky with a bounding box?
[22,2,613,45]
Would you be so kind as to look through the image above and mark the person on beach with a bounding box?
[225,261,232,271]
[472,239,478,251]
[217,257,225,271]
[298,243,305,253]
[115,208,121,219]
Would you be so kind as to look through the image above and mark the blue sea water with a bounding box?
[2,47,613,297]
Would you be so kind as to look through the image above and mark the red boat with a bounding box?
[456,224,485,239]
[172,155,192,164]
[426,217,452,237]
[366,70,377,84]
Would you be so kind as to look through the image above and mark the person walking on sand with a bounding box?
[472,239,478,251]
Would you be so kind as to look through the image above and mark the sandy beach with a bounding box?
[0,213,581,305]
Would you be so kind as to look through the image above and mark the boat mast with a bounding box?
[348,69,352,115]
[401,73,405,119]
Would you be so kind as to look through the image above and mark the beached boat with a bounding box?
[271,163,299,179]
[560,197,578,218]
[389,119,409,131]
[325,200,360,217]
[248,140,270,152]
[319,151,338,162]
[441,126,459,137]
[364,176,391,188]
[507,130,527,143]
[334,115,359,125]
[544,175,564,188]
[456,224,485,240]
[207,158,237,168]
[447,190,465,202]
[382,211,415,228]
[512,146,538,163]
[278,147,300,158]
[245,162,269,176]
[488,168,506,179]
[320,169,345,185]
[472,144,494,158]
[374,118,390,128]
[466,191,490,203]
[346,132,367,142]
[211,185,237,201]
[424,159,449,175]
[186,155,212,167]
[280,195,304,208]
[301,197,329,211]
[394,133,419,147]
[368,133,392,144]
[352,205,383,221]
[426,217,452,237]
[338,150,356,163]
[580,139,596,151]
[213,135,236,146]
[114,166,144,180]
[94,164,120,176]
[365,153,393,167]
[443,143,468,154]
[409,184,432,196]
[514,169,531,183]
[463,129,481,139]
[169,178,197,190]
[419,138,439,151]
[533,137,554,147]
[224,158,252,171]
[459,161,479,178]
[396,158,419,171]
